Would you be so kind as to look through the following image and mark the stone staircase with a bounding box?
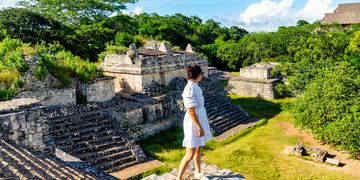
[204,94,250,136]
[48,111,140,173]
[0,139,102,179]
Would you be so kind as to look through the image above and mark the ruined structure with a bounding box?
[0,138,115,179]
[321,3,360,25]
[1,40,255,178]
[228,62,280,99]
[101,41,208,93]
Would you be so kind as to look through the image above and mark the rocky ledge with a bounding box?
[143,161,245,180]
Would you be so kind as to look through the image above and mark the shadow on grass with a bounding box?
[137,127,184,177]
[138,127,184,157]
[229,96,286,120]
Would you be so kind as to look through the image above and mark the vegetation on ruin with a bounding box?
[0,0,358,160]
[0,37,27,100]
[36,42,103,85]
[0,37,103,100]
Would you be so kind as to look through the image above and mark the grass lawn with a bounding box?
[137,95,356,180]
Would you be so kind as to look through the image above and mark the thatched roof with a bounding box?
[321,3,360,25]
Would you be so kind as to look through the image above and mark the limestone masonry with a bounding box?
[0,40,257,179]
[101,41,208,93]
[228,62,280,99]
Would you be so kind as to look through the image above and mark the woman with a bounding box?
[176,65,212,180]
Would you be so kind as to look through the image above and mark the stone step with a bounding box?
[61,136,125,154]
[52,124,113,141]
[208,106,239,118]
[107,159,139,173]
[205,99,230,108]
[100,156,138,172]
[212,112,242,127]
[56,130,116,147]
[88,149,133,165]
[0,146,46,179]
[3,140,80,179]
[209,112,236,126]
[50,117,111,133]
[48,110,142,173]
[49,112,103,126]
[211,110,245,125]
[205,98,229,107]
[1,140,70,179]
[206,104,233,115]
[0,140,100,179]
[77,145,128,160]
[217,117,249,133]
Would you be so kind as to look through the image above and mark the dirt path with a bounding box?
[278,121,360,178]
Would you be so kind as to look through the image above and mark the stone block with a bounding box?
[78,76,115,103]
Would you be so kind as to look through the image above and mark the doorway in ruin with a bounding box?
[160,72,165,85]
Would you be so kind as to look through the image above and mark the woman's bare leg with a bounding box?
[177,147,196,180]
[193,146,201,174]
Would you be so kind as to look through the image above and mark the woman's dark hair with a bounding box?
[186,64,203,80]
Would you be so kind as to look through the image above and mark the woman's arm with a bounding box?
[187,107,204,137]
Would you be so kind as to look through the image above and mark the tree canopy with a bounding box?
[18,0,138,25]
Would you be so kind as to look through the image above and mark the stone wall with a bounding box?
[126,115,182,140]
[101,42,209,93]
[138,54,208,75]
[103,72,142,93]
[16,88,76,106]
[0,99,48,150]
[240,68,272,80]
[106,91,184,141]
[143,103,164,123]
[228,78,279,99]
[239,62,278,80]
[229,62,280,99]
[78,77,115,103]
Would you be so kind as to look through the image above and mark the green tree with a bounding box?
[293,62,360,154]
[225,26,248,41]
[18,0,138,25]
[0,8,68,45]
[296,20,309,27]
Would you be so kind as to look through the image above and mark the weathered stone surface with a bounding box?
[101,41,208,93]
[311,148,327,162]
[239,62,278,80]
[0,138,116,179]
[292,144,306,157]
[0,98,42,114]
[16,88,76,106]
[288,142,330,164]
[228,62,280,99]
[0,41,254,177]
[0,100,48,150]
[185,44,195,53]
[144,40,172,53]
[78,76,115,103]
[325,158,340,166]
[142,161,245,180]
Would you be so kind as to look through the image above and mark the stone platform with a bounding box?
[143,161,245,180]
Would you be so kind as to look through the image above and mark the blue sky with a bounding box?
[1,0,360,31]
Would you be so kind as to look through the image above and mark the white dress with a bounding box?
[182,80,213,148]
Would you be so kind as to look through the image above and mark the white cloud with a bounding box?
[122,6,144,16]
[236,0,335,32]
[297,0,333,21]
[0,0,19,9]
